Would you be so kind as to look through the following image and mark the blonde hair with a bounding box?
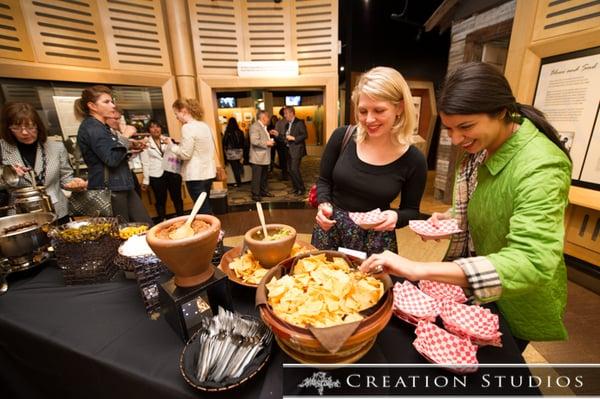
[351,66,416,146]
[172,98,204,120]
[74,85,112,120]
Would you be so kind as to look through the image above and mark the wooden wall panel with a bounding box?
[97,0,171,73]
[532,0,600,42]
[190,0,338,76]
[242,0,292,61]
[189,0,244,75]
[294,0,337,73]
[20,0,110,68]
[0,0,34,61]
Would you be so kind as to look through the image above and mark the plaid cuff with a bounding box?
[454,256,502,303]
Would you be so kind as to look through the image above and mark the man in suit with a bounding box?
[272,107,288,180]
[249,110,275,202]
[283,106,307,195]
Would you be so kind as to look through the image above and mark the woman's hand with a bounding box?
[12,164,30,177]
[360,250,421,281]
[419,211,453,241]
[315,202,336,231]
[141,184,148,191]
[63,178,88,191]
[371,210,397,231]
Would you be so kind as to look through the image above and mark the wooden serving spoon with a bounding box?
[169,192,207,240]
[256,202,269,240]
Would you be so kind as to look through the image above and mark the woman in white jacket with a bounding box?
[140,120,184,221]
[166,98,216,214]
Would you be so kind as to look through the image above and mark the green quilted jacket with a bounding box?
[466,118,571,341]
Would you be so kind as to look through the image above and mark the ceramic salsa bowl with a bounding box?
[243,224,297,268]
[146,214,221,287]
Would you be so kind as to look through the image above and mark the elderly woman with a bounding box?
[0,102,86,223]
[312,66,427,255]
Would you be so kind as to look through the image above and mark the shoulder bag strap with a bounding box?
[340,124,355,154]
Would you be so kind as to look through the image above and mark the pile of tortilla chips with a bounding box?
[266,254,384,328]
[230,243,309,284]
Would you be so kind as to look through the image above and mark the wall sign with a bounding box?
[533,46,600,189]
[237,61,299,77]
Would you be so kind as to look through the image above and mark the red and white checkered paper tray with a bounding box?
[408,219,462,237]
[413,321,479,374]
[439,300,502,347]
[348,208,386,228]
[393,281,439,325]
[418,280,468,304]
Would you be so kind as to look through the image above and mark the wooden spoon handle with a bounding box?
[256,201,268,238]
[186,191,207,226]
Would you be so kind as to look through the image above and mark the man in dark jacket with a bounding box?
[283,106,307,195]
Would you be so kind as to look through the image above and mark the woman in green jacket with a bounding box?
[360,62,571,349]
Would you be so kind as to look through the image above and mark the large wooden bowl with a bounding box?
[146,215,221,287]
[256,251,393,364]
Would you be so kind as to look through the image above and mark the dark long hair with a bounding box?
[223,117,243,148]
[0,102,48,144]
[438,62,569,158]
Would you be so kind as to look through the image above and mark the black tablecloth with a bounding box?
[0,263,535,398]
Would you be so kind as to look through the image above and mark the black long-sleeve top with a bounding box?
[316,126,427,228]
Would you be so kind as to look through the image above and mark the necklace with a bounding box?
[20,142,47,186]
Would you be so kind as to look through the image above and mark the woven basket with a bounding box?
[50,217,120,285]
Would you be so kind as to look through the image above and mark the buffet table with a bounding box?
[0,258,537,398]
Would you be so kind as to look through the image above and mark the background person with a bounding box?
[140,120,183,222]
[222,117,245,187]
[165,98,216,214]
[360,62,572,349]
[0,102,86,224]
[272,107,288,180]
[75,85,151,224]
[283,106,307,195]
[249,110,275,202]
[312,66,427,255]
[106,107,142,196]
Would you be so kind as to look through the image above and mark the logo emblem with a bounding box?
[298,371,341,395]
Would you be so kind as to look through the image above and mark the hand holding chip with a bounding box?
[360,250,421,281]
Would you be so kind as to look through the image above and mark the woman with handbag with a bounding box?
[140,120,184,222]
[312,66,427,255]
[0,102,87,224]
[164,98,217,215]
[75,85,152,224]
[222,117,245,187]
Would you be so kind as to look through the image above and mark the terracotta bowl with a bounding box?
[243,224,297,268]
[146,215,221,287]
[257,251,393,364]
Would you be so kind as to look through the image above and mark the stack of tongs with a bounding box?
[196,307,273,383]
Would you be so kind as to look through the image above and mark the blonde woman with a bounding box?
[312,66,427,255]
[165,98,216,214]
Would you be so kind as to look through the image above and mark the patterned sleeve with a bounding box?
[57,142,75,186]
[453,256,502,303]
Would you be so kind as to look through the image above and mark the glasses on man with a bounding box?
[9,125,37,133]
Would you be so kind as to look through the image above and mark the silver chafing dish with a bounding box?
[0,212,56,294]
